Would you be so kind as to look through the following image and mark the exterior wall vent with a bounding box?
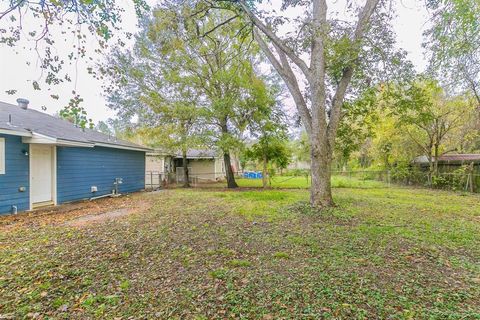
[16,98,29,110]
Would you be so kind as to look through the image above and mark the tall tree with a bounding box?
[244,86,290,188]
[102,6,269,188]
[388,80,467,175]
[196,0,412,208]
[102,23,205,188]
[425,0,480,108]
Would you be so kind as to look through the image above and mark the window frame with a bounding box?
[0,137,5,174]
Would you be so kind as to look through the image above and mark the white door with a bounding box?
[31,145,54,204]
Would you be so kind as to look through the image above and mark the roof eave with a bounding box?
[94,142,152,152]
[0,128,32,137]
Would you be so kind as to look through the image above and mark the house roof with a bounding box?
[0,101,151,152]
[414,154,480,164]
[148,148,219,159]
[177,149,218,159]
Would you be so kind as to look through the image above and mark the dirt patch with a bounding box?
[64,208,132,227]
[0,192,153,232]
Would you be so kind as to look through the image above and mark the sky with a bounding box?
[0,0,430,124]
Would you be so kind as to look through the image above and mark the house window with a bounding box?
[0,138,5,174]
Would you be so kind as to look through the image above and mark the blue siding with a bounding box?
[0,134,29,214]
[57,146,145,203]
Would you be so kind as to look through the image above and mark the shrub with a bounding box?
[285,168,310,177]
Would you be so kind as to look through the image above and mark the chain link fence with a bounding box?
[146,169,480,193]
[333,170,480,193]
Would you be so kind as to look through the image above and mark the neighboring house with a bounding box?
[287,158,310,171]
[145,149,246,185]
[146,149,227,181]
[413,154,480,173]
[0,99,150,215]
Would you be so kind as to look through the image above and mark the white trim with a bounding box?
[22,133,94,148]
[174,156,217,160]
[0,137,5,174]
[0,128,32,137]
[29,144,56,210]
[29,144,32,211]
[94,142,150,152]
[22,133,57,144]
[52,146,57,205]
[56,139,94,148]
[6,129,149,152]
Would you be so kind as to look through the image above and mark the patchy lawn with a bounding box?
[1,183,479,319]
[234,175,386,189]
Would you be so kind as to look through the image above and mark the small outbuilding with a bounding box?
[413,154,480,173]
[146,149,228,182]
[0,99,150,215]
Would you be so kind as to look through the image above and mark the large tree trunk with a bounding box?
[433,143,440,177]
[310,140,334,208]
[220,121,238,189]
[242,0,380,210]
[224,152,238,188]
[182,150,190,188]
[262,154,268,189]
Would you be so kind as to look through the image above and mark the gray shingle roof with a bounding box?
[0,101,150,151]
[174,149,218,159]
[148,148,218,159]
[414,154,480,164]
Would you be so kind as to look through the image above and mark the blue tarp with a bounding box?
[243,171,263,179]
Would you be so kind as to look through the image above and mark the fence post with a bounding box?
[469,172,474,193]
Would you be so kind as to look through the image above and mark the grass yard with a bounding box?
[234,175,386,189]
[1,180,480,319]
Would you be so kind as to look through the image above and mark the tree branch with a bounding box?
[201,14,239,38]
[327,0,381,145]
[238,0,312,82]
[253,29,312,135]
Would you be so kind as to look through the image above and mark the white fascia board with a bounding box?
[56,139,94,148]
[174,156,216,160]
[0,128,32,137]
[22,133,57,144]
[94,142,151,152]
[22,133,94,147]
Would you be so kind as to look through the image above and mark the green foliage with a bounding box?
[431,165,471,191]
[103,6,275,164]
[272,251,290,259]
[359,79,478,171]
[227,259,252,268]
[58,94,94,129]
[0,0,149,95]
[335,87,380,165]
[425,0,480,103]
[242,93,291,186]
[290,131,311,164]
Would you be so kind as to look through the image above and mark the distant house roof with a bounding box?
[177,149,218,159]
[147,148,218,159]
[414,154,480,165]
[0,101,150,152]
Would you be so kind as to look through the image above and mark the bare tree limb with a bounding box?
[327,0,381,145]
[238,0,312,82]
[201,14,239,38]
[253,29,312,134]
[309,0,328,130]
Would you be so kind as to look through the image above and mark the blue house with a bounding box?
[0,99,150,215]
